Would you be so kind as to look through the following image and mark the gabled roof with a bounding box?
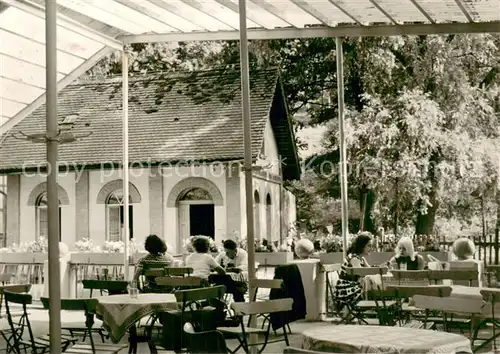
[0,68,300,180]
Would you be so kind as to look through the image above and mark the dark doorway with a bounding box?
[189,204,215,238]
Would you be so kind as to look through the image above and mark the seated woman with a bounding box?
[185,237,225,282]
[133,235,174,292]
[334,233,372,314]
[450,237,482,287]
[389,237,425,270]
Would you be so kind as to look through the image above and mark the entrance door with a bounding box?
[189,204,215,238]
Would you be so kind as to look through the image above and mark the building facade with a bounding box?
[0,69,300,253]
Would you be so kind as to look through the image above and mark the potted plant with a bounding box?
[0,237,49,264]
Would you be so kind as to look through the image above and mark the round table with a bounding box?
[96,293,178,343]
[302,325,471,353]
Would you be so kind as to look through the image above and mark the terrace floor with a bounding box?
[0,306,498,354]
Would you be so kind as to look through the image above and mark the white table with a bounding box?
[96,293,178,342]
[302,325,471,353]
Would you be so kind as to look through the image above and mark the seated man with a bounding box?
[211,240,248,302]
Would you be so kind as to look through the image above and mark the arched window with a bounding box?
[266,194,272,241]
[35,193,61,241]
[106,190,133,241]
[253,190,260,240]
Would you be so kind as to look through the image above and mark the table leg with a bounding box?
[128,325,138,354]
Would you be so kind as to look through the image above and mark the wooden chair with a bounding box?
[428,269,479,287]
[387,285,451,329]
[3,290,77,354]
[166,286,226,351]
[284,347,334,354]
[183,322,228,354]
[49,298,127,354]
[341,267,392,325]
[218,298,293,354]
[0,284,31,353]
[322,264,342,319]
[247,279,291,333]
[40,297,107,343]
[81,279,129,297]
[470,289,500,352]
[390,270,430,285]
[155,276,204,290]
[165,267,193,277]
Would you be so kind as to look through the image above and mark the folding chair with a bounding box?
[0,284,31,353]
[390,270,430,286]
[162,286,226,351]
[218,298,293,354]
[387,285,452,329]
[428,269,479,287]
[247,279,291,333]
[81,280,128,297]
[42,298,127,354]
[340,266,390,324]
[470,288,500,352]
[165,267,193,277]
[322,264,342,319]
[284,347,334,354]
[183,322,229,354]
[40,297,107,343]
[4,290,77,354]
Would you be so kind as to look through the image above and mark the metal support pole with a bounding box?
[46,0,61,352]
[238,0,256,301]
[336,37,349,259]
[122,49,130,280]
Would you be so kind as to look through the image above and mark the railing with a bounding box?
[0,260,45,299]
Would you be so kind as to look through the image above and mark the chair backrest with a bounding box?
[232,298,294,316]
[40,297,98,312]
[174,285,225,304]
[144,268,165,278]
[81,279,128,296]
[345,267,388,277]
[428,270,478,285]
[183,322,228,354]
[248,278,282,300]
[284,347,328,354]
[391,270,429,281]
[413,294,483,314]
[155,276,203,288]
[249,279,283,289]
[0,284,31,294]
[165,267,193,276]
[387,285,452,298]
[4,290,37,352]
[40,297,99,352]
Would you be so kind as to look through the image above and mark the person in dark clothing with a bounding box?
[269,263,306,331]
[389,237,425,270]
[211,240,248,302]
[334,233,372,313]
[133,235,174,292]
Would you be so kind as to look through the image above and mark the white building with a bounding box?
[0,69,300,253]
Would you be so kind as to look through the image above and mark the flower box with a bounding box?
[0,252,47,264]
[255,252,294,266]
[319,251,449,265]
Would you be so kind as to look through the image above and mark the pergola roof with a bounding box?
[0,0,499,132]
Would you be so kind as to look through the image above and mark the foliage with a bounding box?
[0,237,49,253]
[88,34,500,238]
[75,238,100,252]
